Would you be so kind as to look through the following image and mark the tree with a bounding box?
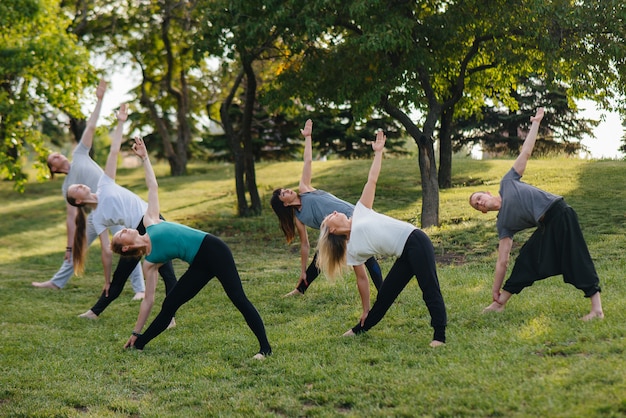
[1,0,95,191]
[68,0,210,176]
[195,0,301,216]
[619,120,626,156]
[271,0,626,227]
[452,79,598,158]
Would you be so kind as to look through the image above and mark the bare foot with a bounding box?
[282,288,303,298]
[253,353,266,360]
[31,281,60,290]
[132,292,145,301]
[78,310,98,319]
[167,317,176,329]
[429,340,445,348]
[482,301,505,313]
[342,329,355,337]
[581,311,604,321]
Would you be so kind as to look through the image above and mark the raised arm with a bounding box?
[358,130,386,209]
[298,119,316,193]
[131,137,160,224]
[80,79,107,150]
[104,103,128,180]
[512,108,544,177]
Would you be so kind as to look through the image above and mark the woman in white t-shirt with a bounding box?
[317,130,447,347]
[66,104,177,320]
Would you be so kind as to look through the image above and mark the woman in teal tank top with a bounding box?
[111,137,272,359]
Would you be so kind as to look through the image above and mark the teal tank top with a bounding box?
[145,222,205,264]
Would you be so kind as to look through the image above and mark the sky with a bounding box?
[578,100,624,159]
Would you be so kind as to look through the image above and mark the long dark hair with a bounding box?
[271,188,297,243]
[66,194,89,276]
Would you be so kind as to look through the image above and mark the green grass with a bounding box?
[1,157,626,417]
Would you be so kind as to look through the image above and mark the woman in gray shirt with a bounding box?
[270,120,383,317]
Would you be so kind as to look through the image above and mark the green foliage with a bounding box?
[453,78,600,156]
[1,157,626,416]
[0,0,95,192]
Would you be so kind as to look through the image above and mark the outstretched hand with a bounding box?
[96,79,107,100]
[124,335,138,349]
[116,103,128,123]
[372,129,386,153]
[131,137,147,159]
[530,107,544,123]
[301,119,313,137]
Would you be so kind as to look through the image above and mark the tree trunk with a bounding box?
[417,134,440,228]
[382,99,440,228]
[438,107,453,189]
[140,91,186,176]
[220,102,249,217]
[158,3,189,176]
[170,69,190,176]
[241,58,261,215]
[219,70,250,216]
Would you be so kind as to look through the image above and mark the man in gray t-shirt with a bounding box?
[468,108,603,321]
[31,80,144,298]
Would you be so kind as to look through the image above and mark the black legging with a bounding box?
[352,229,447,343]
[297,252,383,293]
[91,215,178,316]
[134,234,272,356]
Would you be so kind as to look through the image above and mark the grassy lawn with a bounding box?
[1,156,625,417]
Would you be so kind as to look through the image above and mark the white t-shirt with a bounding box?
[62,142,103,198]
[346,202,415,266]
[91,175,148,235]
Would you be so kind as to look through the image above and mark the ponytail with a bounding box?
[67,194,88,276]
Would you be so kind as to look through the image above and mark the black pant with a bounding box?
[135,234,271,356]
[91,215,178,315]
[297,252,383,293]
[352,229,447,343]
[504,199,601,297]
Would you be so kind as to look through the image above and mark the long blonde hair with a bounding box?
[316,222,348,280]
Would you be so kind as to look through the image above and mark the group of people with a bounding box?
[32,80,604,359]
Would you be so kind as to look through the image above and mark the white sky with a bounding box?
[578,100,624,159]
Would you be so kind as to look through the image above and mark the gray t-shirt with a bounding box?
[496,168,561,239]
[295,190,355,229]
[62,142,103,198]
